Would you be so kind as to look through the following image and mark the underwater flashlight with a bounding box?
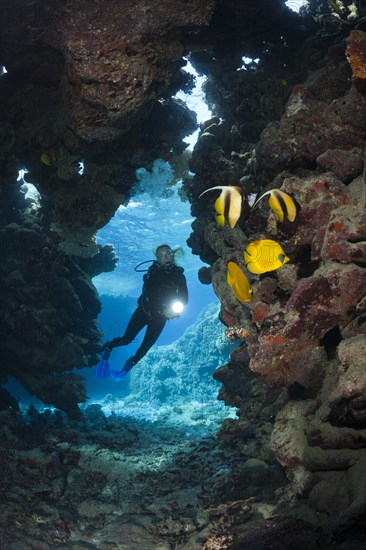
[171,301,184,314]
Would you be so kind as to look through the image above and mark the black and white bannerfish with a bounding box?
[198,186,255,229]
[251,188,301,222]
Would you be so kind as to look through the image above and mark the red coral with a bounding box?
[220,308,238,327]
[346,30,366,97]
[251,304,271,325]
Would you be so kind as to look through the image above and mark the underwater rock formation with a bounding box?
[184,3,366,541]
[42,0,215,142]
[255,85,365,182]
[0,0,204,244]
[0,185,117,417]
[0,0,209,414]
[347,29,366,96]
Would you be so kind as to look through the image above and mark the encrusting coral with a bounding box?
[184,9,366,539]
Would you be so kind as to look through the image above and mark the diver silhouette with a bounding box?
[103,244,188,378]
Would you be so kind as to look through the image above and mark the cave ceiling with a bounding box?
[2,0,358,240]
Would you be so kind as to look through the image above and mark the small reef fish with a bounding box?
[40,151,56,166]
[227,261,252,302]
[199,186,248,229]
[244,239,289,274]
[252,188,301,222]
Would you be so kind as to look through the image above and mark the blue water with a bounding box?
[93,160,211,295]
[93,158,216,335]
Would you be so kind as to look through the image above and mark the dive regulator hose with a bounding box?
[134,260,155,272]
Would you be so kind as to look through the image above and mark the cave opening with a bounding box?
[285,0,308,13]
[320,324,343,359]
[81,58,238,430]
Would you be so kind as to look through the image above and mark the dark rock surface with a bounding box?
[0,186,117,417]
[0,0,202,242]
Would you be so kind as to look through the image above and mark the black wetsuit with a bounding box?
[109,262,188,369]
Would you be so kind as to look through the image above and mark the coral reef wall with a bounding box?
[0,0,207,242]
[184,0,366,536]
[0,186,114,418]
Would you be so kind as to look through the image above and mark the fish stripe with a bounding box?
[274,190,288,220]
[224,190,231,222]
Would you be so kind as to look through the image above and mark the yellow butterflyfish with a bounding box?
[227,261,252,302]
[244,239,289,274]
[40,150,56,166]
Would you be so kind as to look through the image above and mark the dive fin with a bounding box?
[94,349,111,379]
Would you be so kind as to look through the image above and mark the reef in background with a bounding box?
[128,302,236,406]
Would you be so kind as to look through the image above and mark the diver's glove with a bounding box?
[163,309,178,320]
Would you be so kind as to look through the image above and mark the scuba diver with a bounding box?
[102,244,188,379]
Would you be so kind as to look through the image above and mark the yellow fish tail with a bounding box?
[283,196,297,222]
[233,281,253,302]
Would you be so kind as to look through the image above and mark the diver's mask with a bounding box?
[156,247,174,266]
